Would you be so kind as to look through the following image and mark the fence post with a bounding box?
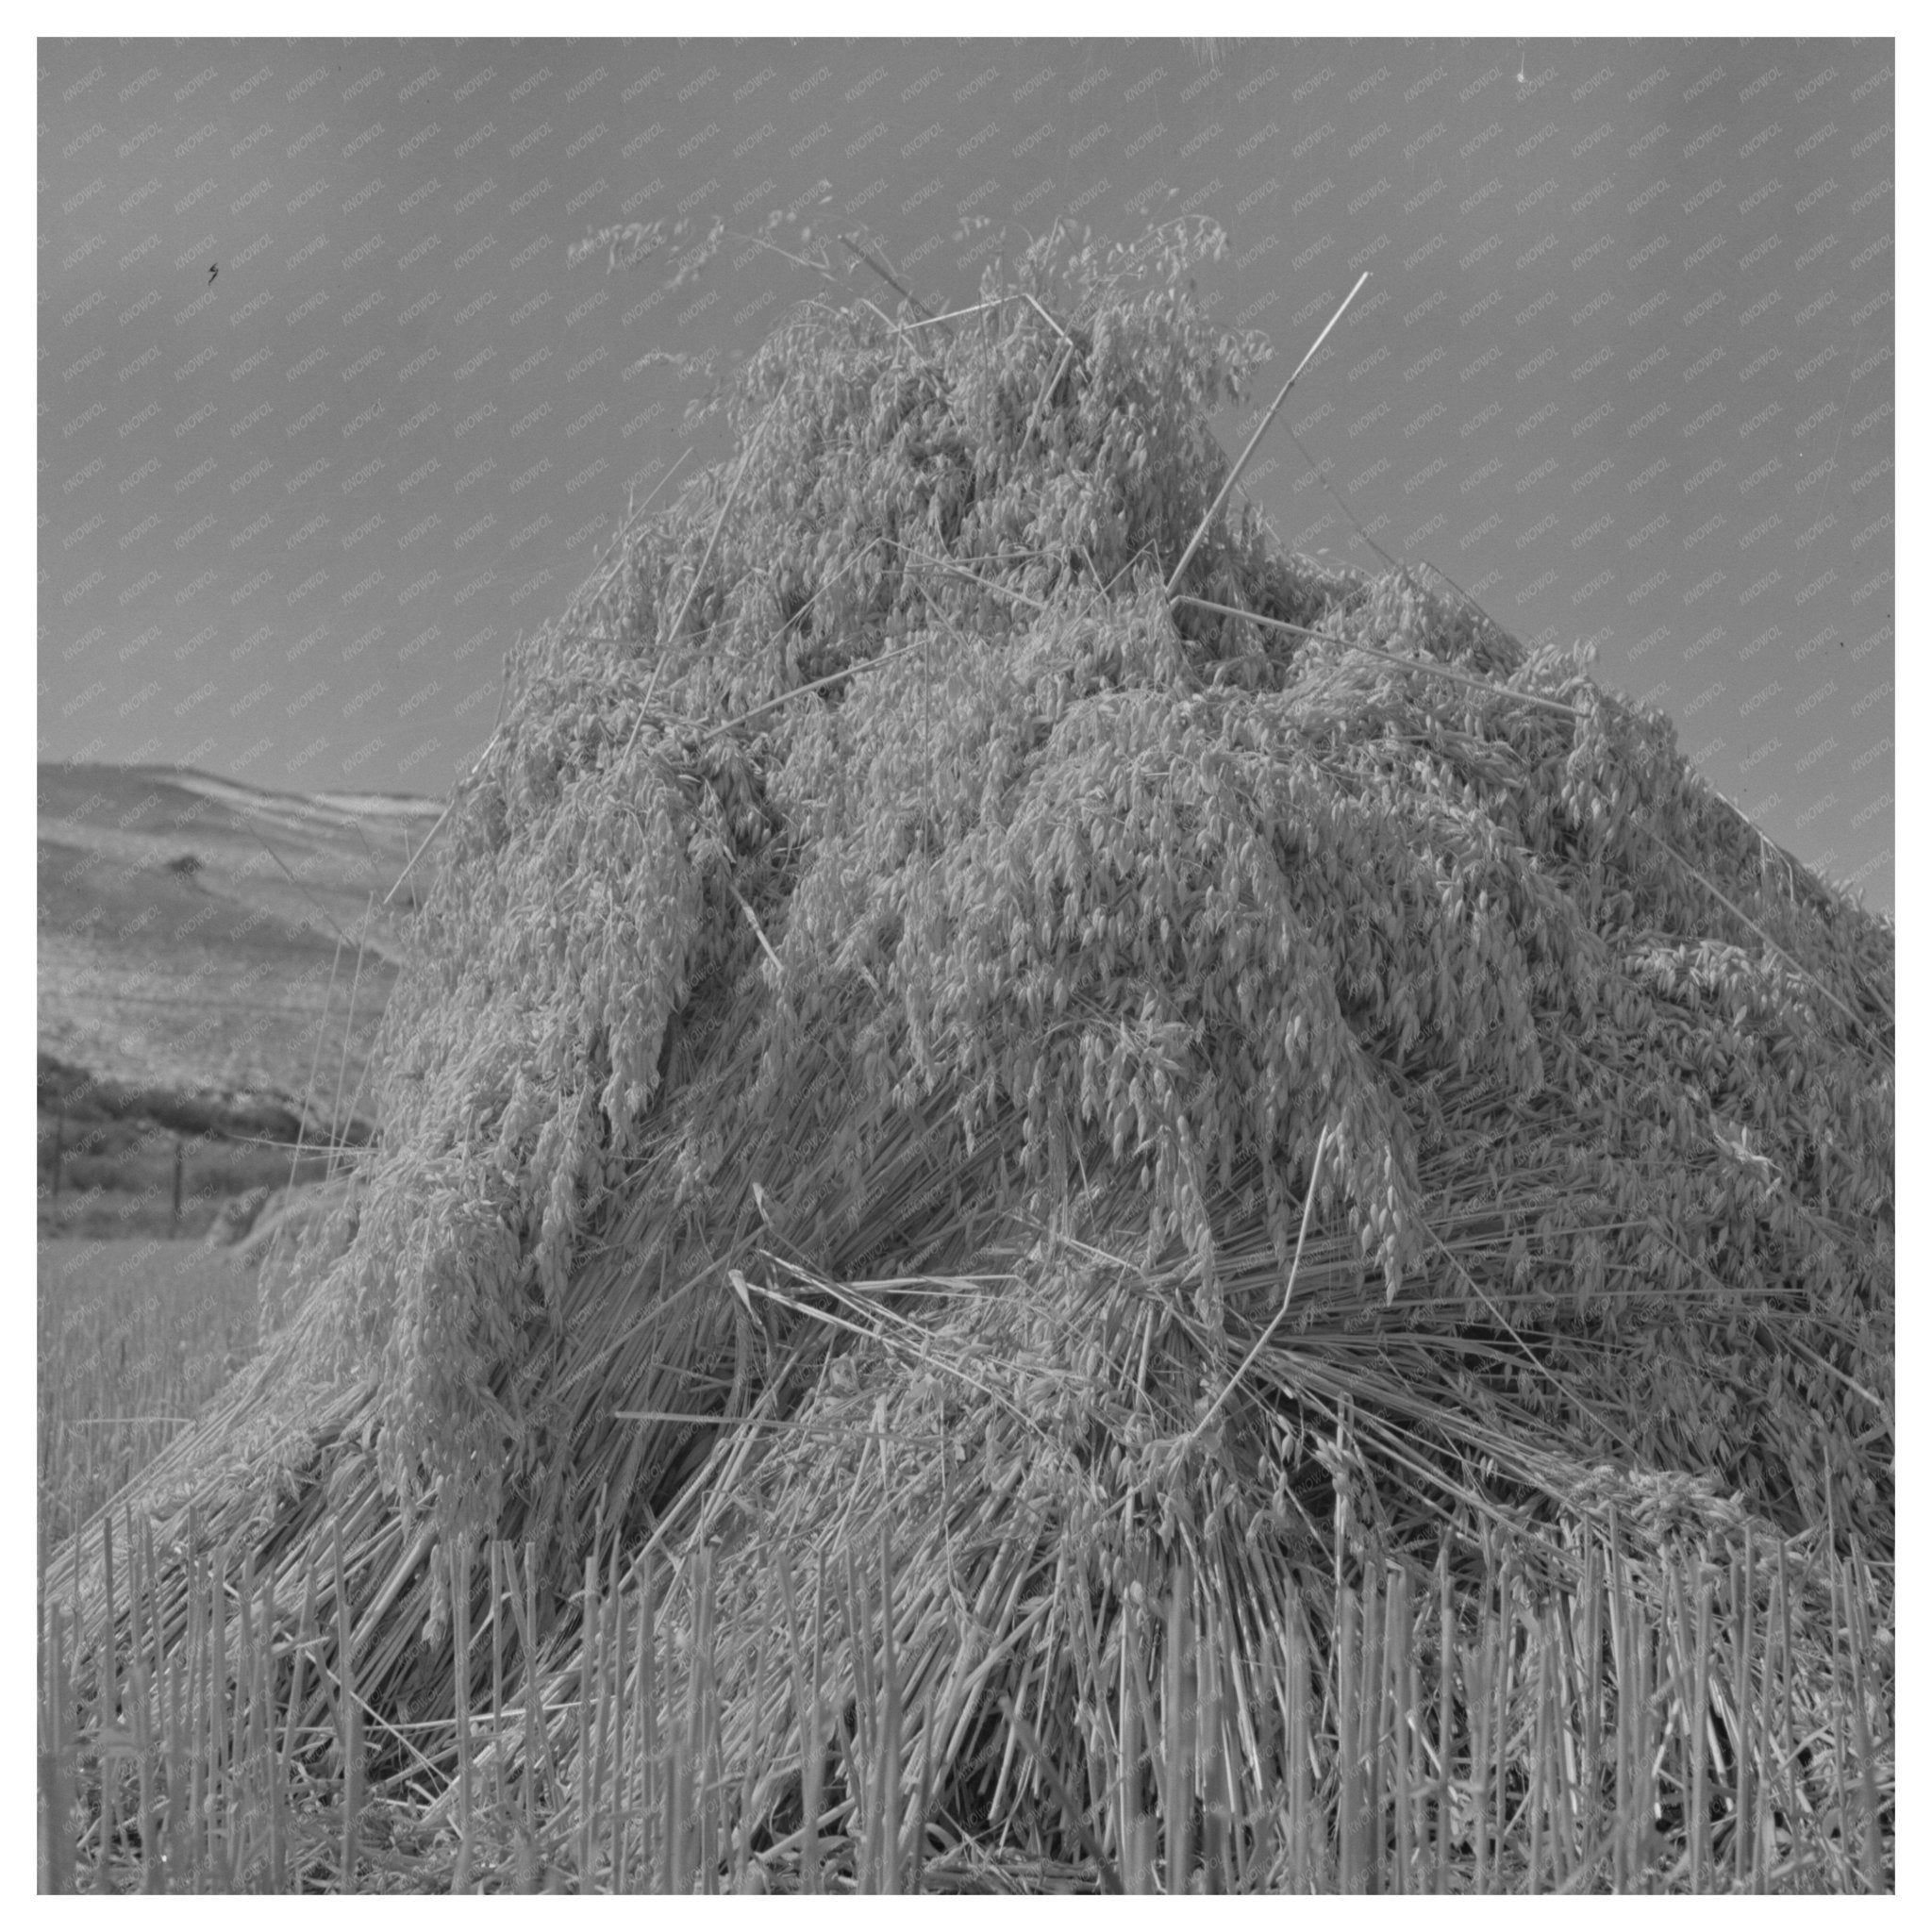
[172,1137,184,1233]
[51,1107,65,1204]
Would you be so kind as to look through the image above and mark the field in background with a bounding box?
[36,762,438,1239]
[39,1240,262,1557]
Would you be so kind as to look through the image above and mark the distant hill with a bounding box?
[37,762,443,1237]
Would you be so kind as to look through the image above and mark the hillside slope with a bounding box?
[36,762,441,1235]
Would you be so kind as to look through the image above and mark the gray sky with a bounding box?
[37,31,1893,909]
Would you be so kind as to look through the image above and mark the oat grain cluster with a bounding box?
[69,218,1891,1890]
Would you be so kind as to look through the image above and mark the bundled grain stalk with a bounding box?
[69,217,1891,1890]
